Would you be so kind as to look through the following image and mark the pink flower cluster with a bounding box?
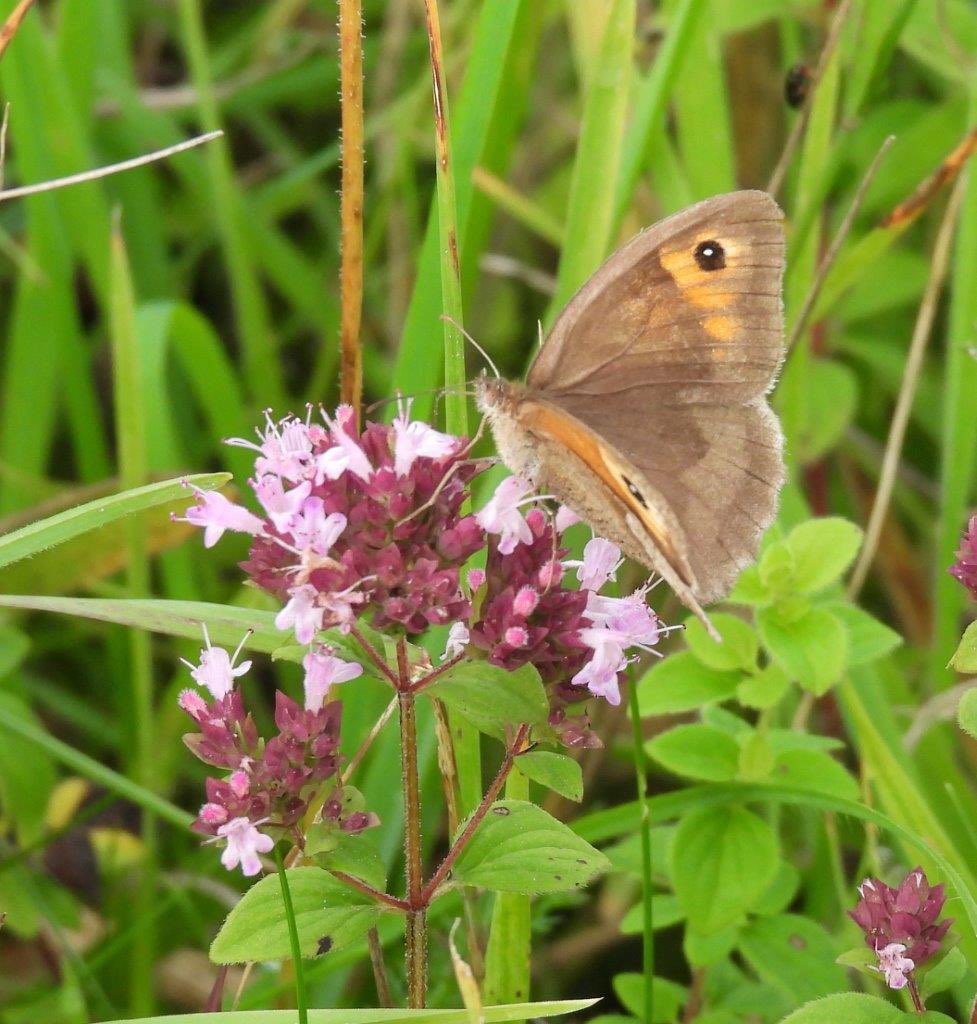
[178,405,665,719]
[950,514,977,600]
[179,629,371,875]
[849,868,951,989]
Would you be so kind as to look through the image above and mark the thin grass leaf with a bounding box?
[0,473,228,570]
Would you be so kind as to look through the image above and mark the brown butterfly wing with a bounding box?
[526,393,784,604]
[527,190,784,405]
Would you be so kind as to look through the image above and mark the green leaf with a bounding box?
[0,625,29,681]
[950,620,977,672]
[727,564,770,606]
[754,862,800,917]
[637,652,741,715]
[620,894,685,933]
[778,993,906,1024]
[738,914,844,1003]
[0,473,229,570]
[758,604,848,695]
[769,750,860,802]
[670,805,778,934]
[646,724,740,782]
[684,614,759,671]
[920,946,967,1002]
[96,1002,600,1024]
[311,832,387,892]
[825,603,902,665]
[0,693,56,844]
[957,687,977,740]
[737,664,791,710]
[424,661,549,737]
[737,731,775,782]
[791,360,858,463]
[834,946,879,978]
[612,973,686,1024]
[759,541,797,597]
[451,800,609,895]
[784,518,863,595]
[209,867,378,964]
[515,750,583,802]
[685,922,739,967]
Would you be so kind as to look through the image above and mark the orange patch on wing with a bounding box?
[515,399,694,585]
[703,315,737,342]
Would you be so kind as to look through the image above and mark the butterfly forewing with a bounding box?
[527,190,784,406]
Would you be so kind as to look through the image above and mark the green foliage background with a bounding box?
[2,1,977,1023]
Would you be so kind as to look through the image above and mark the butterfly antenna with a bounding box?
[440,315,501,379]
[364,386,474,416]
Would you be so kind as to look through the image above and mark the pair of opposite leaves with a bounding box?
[478,190,785,640]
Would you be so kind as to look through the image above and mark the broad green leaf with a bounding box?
[620,894,685,933]
[424,661,548,737]
[769,750,860,802]
[612,973,686,1024]
[957,687,977,740]
[727,564,770,606]
[758,604,848,696]
[737,731,775,782]
[765,730,844,754]
[825,603,902,665]
[950,620,977,673]
[778,993,905,1023]
[791,360,858,463]
[738,914,844,1003]
[646,724,740,782]
[701,706,752,736]
[684,613,759,671]
[754,862,800,917]
[451,800,609,895]
[920,946,967,1002]
[759,541,796,596]
[637,652,741,715]
[0,473,228,570]
[784,518,863,595]
[515,750,584,802]
[311,831,387,891]
[834,946,878,977]
[210,867,378,964]
[0,861,41,937]
[670,805,778,934]
[0,625,29,680]
[97,1001,600,1024]
[685,922,739,967]
[737,664,791,710]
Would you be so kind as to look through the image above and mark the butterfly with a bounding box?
[476,190,786,639]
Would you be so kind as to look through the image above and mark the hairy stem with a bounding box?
[627,679,654,1024]
[421,723,531,904]
[338,0,364,423]
[908,976,925,1014]
[398,638,426,1007]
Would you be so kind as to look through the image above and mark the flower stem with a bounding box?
[908,977,925,1014]
[397,638,426,1008]
[338,0,364,423]
[274,845,308,1024]
[421,723,530,904]
[627,678,654,1024]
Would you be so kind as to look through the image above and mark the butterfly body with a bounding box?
[477,191,786,636]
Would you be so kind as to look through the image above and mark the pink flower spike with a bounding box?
[513,586,539,617]
[178,688,208,721]
[178,487,264,548]
[317,412,374,482]
[571,642,625,706]
[182,628,252,700]
[567,537,623,591]
[226,411,314,482]
[504,626,529,648]
[253,475,312,533]
[476,476,535,555]
[467,568,486,592]
[392,398,459,476]
[442,621,470,661]
[303,649,363,712]
[872,943,915,990]
[555,505,581,533]
[199,802,228,827]
[217,817,275,877]
[290,497,347,555]
[228,770,250,799]
[275,584,324,644]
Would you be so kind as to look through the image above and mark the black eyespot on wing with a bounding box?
[623,475,649,509]
[693,240,726,271]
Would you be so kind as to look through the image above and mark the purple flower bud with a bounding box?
[950,515,977,600]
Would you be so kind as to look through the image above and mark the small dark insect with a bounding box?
[785,63,812,108]
[317,936,333,955]
[493,806,511,816]
[693,240,726,272]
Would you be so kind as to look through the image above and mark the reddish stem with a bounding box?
[408,653,465,694]
[908,977,925,1014]
[331,870,410,912]
[419,722,531,904]
[349,625,400,688]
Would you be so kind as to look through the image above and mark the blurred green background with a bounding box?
[2,0,977,1020]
